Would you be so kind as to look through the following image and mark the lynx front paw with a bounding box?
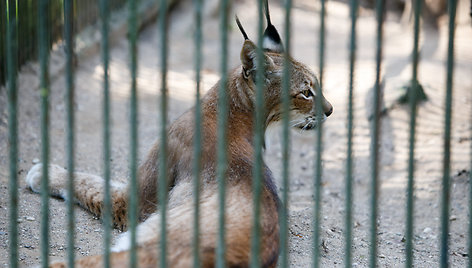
[26,164,44,193]
[26,163,68,198]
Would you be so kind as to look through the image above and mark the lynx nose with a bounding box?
[323,101,333,117]
[325,106,333,117]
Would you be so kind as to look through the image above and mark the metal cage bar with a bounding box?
[470,75,472,268]
[370,0,385,266]
[313,0,327,266]
[127,0,139,266]
[345,0,358,266]
[318,0,326,89]
[38,0,51,266]
[6,0,19,267]
[99,0,113,266]
[192,0,203,266]
[250,0,266,266]
[469,77,472,268]
[216,0,230,266]
[3,0,468,267]
[440,0,457,267]
[405,0,422,266]
[280,0,293,266]
[63,0,76,266]
[158,0,169,266]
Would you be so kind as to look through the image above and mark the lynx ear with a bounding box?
[240,40,257,79]
[263,0,283,53]
[240,40,274,81]
[237,17,255,78]
[235,15,249,40]
[238,16,274,80]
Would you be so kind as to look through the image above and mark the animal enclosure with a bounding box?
[1,0,471,267]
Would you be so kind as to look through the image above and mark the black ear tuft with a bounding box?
[263,0,283,53]
[235,15,249,40]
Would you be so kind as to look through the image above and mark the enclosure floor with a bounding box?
[1,0,471,267]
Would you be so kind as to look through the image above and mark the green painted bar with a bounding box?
[6,0,19,267]
[1,3,5,80]
[158,0,169,266]
[370,0,385,266]
[63,0,76,266]
[25,0,33,58]
[127,0,139,266]
[216,0,229,266]
[440,0,457,266]
[318,0,326,89]
[405,0,421,266]
[469,90,472,268]
[470,80,472,268]
[313,0,326,266]
[345,0,358,266]
[312,77,323,268]
[250,0,265,266]
[192,0,203,265]
[280,0,292,266]
[99,0,112,266]
[38,0,51,266]
[1,1,5,87]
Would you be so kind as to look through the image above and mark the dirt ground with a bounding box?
[1,0,471,267]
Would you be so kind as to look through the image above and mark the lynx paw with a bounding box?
[26,164,44,193]
[26,163,68,199]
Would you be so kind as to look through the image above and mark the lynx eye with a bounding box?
[301,89,313,98]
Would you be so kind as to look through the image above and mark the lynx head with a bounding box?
[236,4,332,131]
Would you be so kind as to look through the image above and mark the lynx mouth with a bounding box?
[292,116,326,131]
[293,121,317,130]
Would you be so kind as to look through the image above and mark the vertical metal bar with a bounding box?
[0,1,5,87]
[469,84,472,268]
[64,0,76,266]
[6,0,19,267]
[440,0,457,266]
[128,0,139,266]
[470,0,472,18]
[38,0,51,266]
[318,0,326,88]
[99,0,112,266]
[14,0,20,76]
[345,0,358,266]
[312,80,323,268]
[14,0,19,69]
[280,0,292,266]
[216,0,229,265]
[370,0,385,266]
[27,0,33,57]
[405,0,421,266]
[192,0,203,265]
[313,0,326,265]
[250,0,265,266]
[158,0,169,266]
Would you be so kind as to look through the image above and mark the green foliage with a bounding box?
[1,0,129,87]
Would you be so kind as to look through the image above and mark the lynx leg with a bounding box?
[49,242,160,268]
[26,163,129,230]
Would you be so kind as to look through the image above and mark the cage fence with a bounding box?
[2,0,471,267]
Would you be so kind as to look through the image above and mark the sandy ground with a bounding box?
[1,0,471,267]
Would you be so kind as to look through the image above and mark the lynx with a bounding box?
[26,3,332,267]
